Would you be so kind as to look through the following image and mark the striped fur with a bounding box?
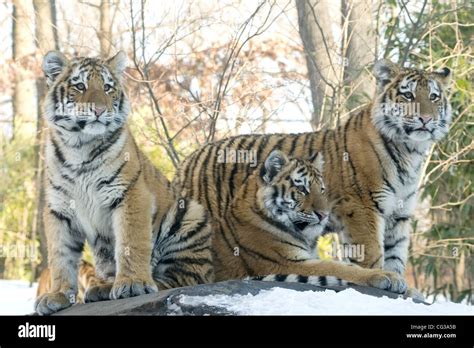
[173,60,451,284]
[246,274,346,287]
[209,150,407,293]
[150,198,214,289]
[35,51,213,315]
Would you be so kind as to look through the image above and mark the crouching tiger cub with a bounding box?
[35,51,213,315]
[174,60,451,285]
[214,150,407,293]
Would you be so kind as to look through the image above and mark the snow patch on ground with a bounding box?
[1,279,472,315]
[177,287,474,315]
[0,280,37,315]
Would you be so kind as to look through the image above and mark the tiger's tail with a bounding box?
[246,274,347,287]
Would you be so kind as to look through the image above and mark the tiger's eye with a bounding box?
[403,92,414,100]
[104,84,112,92]
[75,83,85,91]
[430,94,439,101]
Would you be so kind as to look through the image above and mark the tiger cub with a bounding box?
[35,51,213,315]
[214,150,407,293]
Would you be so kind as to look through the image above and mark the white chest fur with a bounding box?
[45,131,128,243]
[47,166,120,241]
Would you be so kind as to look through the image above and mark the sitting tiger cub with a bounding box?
[35,51,213,315]
[214,150,407,293]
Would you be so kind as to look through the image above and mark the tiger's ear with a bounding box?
[107,51,128,75]
[43,51,68,86]
[261,150,288,183]
[432,67,451,88]
[373,59,400,92]
[309,152,324,172]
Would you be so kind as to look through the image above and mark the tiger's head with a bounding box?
[258,150,329,238]
[42,51,130,144]
[372,59,451,146]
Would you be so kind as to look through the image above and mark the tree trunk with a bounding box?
[99,0,111,57]
[296,0,341,129]
[32,0,58,282]
[343,0,376,107]
[34,0,58,54]
[12,0,37,138]
[296,0,376,129]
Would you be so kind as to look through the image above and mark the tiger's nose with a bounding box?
[418,115,432,125]
[94,106,106,117]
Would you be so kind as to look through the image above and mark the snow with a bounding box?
[0,280,37,315]
[1,279,472,315]
[177,287,474,315]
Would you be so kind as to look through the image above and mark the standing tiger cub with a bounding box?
[35,51,213,315]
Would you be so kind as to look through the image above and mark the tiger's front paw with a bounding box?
[34,292,74,315]
[84,283,113,303]
[110,276,157,300]
[366,270,408,294]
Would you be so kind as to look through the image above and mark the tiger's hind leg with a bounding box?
[84,235,116,303]
[84,281,114,303]
[79,260,114,303]
[151,198,214,290]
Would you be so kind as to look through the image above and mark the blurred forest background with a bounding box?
[0,0,472,303]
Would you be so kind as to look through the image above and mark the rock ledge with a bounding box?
[53,280,427,315]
